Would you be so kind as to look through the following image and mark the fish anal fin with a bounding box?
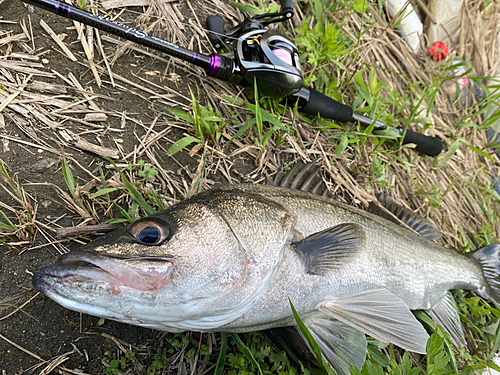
[427,291,466,348]
[320,289,429,354]
[369,194,441,241]
[292,223,365,275]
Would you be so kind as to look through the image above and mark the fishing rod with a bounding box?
[22,0,443,156]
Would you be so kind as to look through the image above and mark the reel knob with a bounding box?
[206,15,225,49]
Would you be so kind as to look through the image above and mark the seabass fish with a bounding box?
[33,170,500,374]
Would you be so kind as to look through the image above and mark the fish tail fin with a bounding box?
[469,244,500,302]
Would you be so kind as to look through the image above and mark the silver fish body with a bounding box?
[33,183,500,374]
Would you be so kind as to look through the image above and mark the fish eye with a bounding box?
[129,218,171,245]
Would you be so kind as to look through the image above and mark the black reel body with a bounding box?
[206,4,302,98]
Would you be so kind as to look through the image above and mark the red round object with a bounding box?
[428,41,449,62]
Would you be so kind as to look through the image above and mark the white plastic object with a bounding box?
[485,29,500,141]
[427,0,464,45]
[386,0,423,53]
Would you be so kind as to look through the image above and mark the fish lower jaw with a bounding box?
[41,287,138,324]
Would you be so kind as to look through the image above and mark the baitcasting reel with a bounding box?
[205,0,303,98]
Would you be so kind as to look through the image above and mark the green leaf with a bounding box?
[433,139,462,169]
[487,362,500,372]
[203,116,222,122]
[149,187,165,211]
[168,108,194,124]
[335,133,349,155]
[368,67,377,96]
[200,344,211,356]
[0,209,16,231]
[90,187,123,199]
[464,143,496,161]
[353,71,368,92]
[231,333,263,375]
[254,80,263,145]
[262,127,275,148]
[230,121,254,143]
[367,343,390,367]
[109,160,157,216]
[62,157,75,199]
[167,136,202,156]
[187,348,196,358]
[426,333,454,375]
[352,0,368,12]
[230,2,264,14]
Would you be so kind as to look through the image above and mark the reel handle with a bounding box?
[206,15,225,49]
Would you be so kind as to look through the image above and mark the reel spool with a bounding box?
[235,29,303,98]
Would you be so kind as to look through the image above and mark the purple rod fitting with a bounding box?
[205,54,220,77]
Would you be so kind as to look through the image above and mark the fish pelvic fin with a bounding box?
[265,327,318,368]
[320,289,429,354]
[427,291,466,348]
[306,317,367,375]
[292,223,365,275]
[267,318,367,375]
[468,244,500,303]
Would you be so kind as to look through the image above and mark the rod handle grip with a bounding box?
[206,15,225,49]
[279,0,294,13]
[299,87,353,123]
[402,129,443,156]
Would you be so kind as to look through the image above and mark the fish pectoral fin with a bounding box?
[368,193,441,241]
[307,317,367,375]
[292,223,365,275]
[320,289,429,354]
[427,291,466,348]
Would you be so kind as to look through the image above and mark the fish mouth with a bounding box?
[33,250,174,294]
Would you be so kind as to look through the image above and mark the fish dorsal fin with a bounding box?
[320,289,429,354]
[368,194,441,241]
[292,223,365,275]
[427,292,467,348]
[307,317,367,375]
[269,161,329,196]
